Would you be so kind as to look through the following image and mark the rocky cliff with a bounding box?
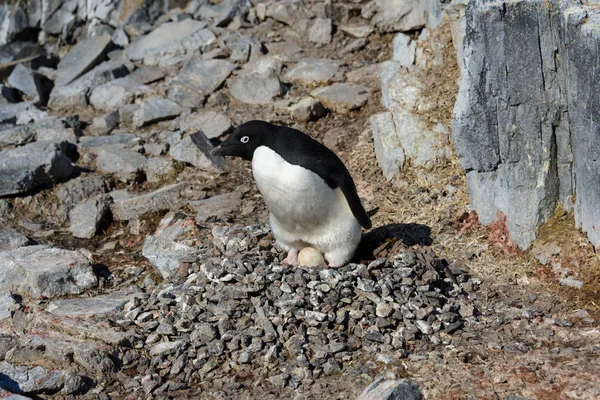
[453,0,600,249]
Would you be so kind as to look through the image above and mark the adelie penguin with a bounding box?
[211,120,372,267]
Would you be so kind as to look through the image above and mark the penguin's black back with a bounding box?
[255,122,372,229]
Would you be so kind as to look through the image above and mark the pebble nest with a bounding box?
[112,225,480,395]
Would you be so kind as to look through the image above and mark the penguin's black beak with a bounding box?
[210,146,226,156]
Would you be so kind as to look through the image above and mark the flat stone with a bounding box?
[90,77,154,113]
[289,97,327,122]
[90,112,120,135]
[68,194,112,239]
[133,96,182,127]
[78,133,140,151]
[284,58,340,87]
[0,125,35,147]
[229,70,282,105]
[311,83,369,114]
[264,41,304,63]
[266,0,307,25]
[359,377,424,400]
[145,157,175,183]
[0,227,31,252]
[0,292,15,321]
[109,183,187,221]
[190,191,243,222]
[47,85,88,110]
[168,58,236,107]
[371,111,405,180]
[340,25,374,38]
[0,102,32,125]
[0,361,67,395]
[0,141,73,196]
[127,19,207,61]
[380,61,420,110]
[7,64,37,99]
[96,146,147,183]
[309,18,332,45]
[55,175,108,216]
[55,35,112,86]
[150,340,184,356]
[142,212,198,279]
[0,245,97,299]
[129,66,166,84]
[370,0,427,33]
[179,111,232,139]
[169,131,225,173]
[393,33,416,67]
[34,118,77,144]
[47,290,132,317]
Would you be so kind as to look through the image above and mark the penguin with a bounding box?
[211,120,371,267]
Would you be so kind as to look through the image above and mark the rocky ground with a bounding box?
[1,0,599,399]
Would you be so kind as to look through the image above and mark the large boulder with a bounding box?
[452,0,600,249]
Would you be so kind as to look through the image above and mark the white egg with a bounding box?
[298,247,325,267]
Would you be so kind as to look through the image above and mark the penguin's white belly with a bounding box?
[252,146,361,264]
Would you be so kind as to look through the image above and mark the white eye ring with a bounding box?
[240,136,249,143]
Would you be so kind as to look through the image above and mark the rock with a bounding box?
[126,19,207,61]
[309,18,332,45]
[145,157,175,183]
[47,290,133,317]
[370,0,427,33]
[89,78,154,113]
[0,293,15,321]
[168,57,236,107]
[452,0,600,248]
[190,191,243,222]
[179,111,232,139]
[264,41,304,63]
[55,175,108,217]
[393,111,451,168]
[376,303,393,318]
[371,112,405,180]
[359,377,423,400]
[78,134,140,152]
[133,96,182,127]
[283,58,340,87]
[129,66,166,84]
[55,35,112,86]
[0,125,35,147]
[142,212,198,279]
[0,4,28,46]
[0,245,97,298]
[266,0,307,25]
[0,141,73,197]
[393,33,416,67]
[297,247,324,267]
[380,61,420,110]
[311,83,369,114]
[289,97,327,122]
[47,85,88,110]
[169,131,225,173]
[7,64,37,99]
[0,227,31,252]
[109,183,187,221]
[0,102,31,125]
[118,104,140,125]
[229,70,282,105]
[150,341,184,356]
[0,361,71,396]
[346,63,384,87]
[68,194,112,239]
[340,25,374,38]
[90,112,119,135]
[96,146,147,183]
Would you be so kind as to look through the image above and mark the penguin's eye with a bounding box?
[240,136,250,144]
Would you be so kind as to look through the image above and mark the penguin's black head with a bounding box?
[211,120,271,161]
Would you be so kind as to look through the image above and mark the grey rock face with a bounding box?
[371,112,405,180]
[0,125,35,147]
[266,0,307,25]
[0,292,15,321]
[55,35,112,86]
[309,18,332,45]
[229,70,282,105]
[0,361,71,396]
[47,290,132,317]
[0,141,73,197]
[359,377,423,400]
[168,58,236,107]
[0,245,97,298]
[311,83,369,114]
[55,175,107,219]
[370,0,427,33]
[452,0,600,249]
[142,212,198,279]
[96,146,147,183]
[109,183,187,221]
[89,78,154,113]
[393,33,416,67]
[284,58,340,87]
[169,131,225,173]
[133,96,182,127]
[0,227,31,252]
[145,157,174,183]
[47,85,88,110]
[68,194,112,239]
[288,97,327,122]
[78,134,140,152]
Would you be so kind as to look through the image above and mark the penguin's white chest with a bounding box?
[251,146,348,231]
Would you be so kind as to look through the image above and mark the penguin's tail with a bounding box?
[367,207,379,217]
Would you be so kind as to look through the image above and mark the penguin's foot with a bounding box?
[281,249,299,266]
